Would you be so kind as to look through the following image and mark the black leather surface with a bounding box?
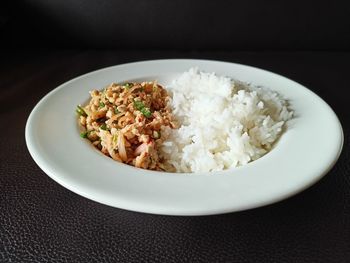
[0,50,349,262]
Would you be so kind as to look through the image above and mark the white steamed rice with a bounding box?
[160,68,293,173]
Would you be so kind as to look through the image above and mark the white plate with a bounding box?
[25,59,343,216]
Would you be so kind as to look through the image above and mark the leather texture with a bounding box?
[2,0,350,50]
[0,50,349,262]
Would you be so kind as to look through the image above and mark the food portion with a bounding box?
[77,68,293,173]
[160,68,293,173]
[77,81,176,170]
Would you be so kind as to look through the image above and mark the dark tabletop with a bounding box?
[0,49,349,262]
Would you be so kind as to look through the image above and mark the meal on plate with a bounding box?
[77,81,175,171]
[77,68,293,173]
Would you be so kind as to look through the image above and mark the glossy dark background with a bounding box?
[1,1,349,262]
[2,0,350,50]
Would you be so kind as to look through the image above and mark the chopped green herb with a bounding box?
[141,107,152,118]
[114,107,120,114]
[152,83,159,92]
[76,105,87,117]
[100,123,107,130]
[133,100,152,118]
[134,100,145,110]
[80,131,88,138]
[99,102,105,108]
[112,134,118,143]
[124,83,132,89]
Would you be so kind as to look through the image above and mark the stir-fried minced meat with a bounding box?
[77,81,176,171]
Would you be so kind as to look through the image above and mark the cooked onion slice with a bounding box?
[117,132,128,161]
